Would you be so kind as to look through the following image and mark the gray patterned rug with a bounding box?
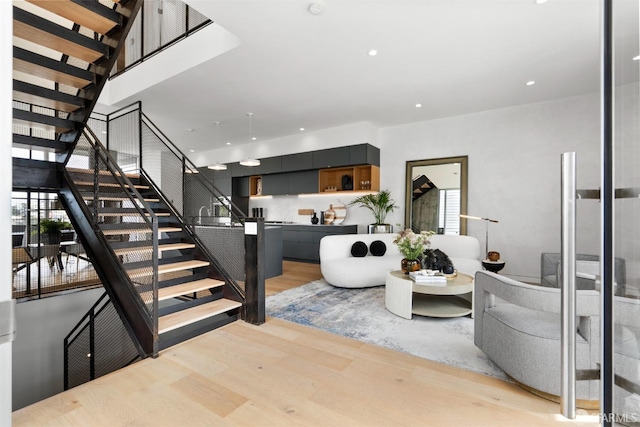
[266,279,507,381]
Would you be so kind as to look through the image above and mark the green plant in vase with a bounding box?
[39,218,72,244]
[349,189,398,233]
[393,229,435,273]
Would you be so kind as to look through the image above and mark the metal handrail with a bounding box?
[79,127,160,349]
[140,111,247,223]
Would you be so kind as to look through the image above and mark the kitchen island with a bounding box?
[194,225,283,279]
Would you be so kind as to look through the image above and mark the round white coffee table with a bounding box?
[385,270,474,319]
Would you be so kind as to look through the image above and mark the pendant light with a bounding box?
[239,112,260,167]
[207,121,228,171]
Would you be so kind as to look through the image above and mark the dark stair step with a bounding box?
[158,299,242,334]
[13,6,109,63]
[13,108,81,134]
[14,47,95,89]
[26,0,122,35]
[13,80,85,113]
[13,134,68,153]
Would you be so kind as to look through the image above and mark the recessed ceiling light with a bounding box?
[186,128,194,132]
[101,131,107,134]
[226,142,231,145]
[526,80,536,86]
[189,149,195,153]
[368,49,378,56]
[534,0,548,4]
[300,128,305,131]
[633,55,640,61]
[252,137,257,141]
[415,103,423,108]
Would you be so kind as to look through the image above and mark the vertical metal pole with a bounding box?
[89,309,95,381]
[561,151,577,419]
[151,217,159,357]
[600,0,615,423]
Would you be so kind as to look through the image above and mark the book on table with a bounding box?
[409,272,447,285]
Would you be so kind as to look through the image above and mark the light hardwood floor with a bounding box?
[13,261,598,426]
[265,260,323,296]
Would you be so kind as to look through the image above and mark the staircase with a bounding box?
[12,0,246,358]
[63,162,242,353]
[413,174,437,200]
[12,0,141,178]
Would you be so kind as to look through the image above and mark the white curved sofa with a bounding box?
[319,233,482,288]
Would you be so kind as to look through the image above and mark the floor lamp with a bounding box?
[459,214,499,259]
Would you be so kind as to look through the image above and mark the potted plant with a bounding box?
[393,229,435,273]
[39,218,72,244]
[349,189,398,233]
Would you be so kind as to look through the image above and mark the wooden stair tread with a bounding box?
[14,57,93,89]
[82,195,159,203]
[158,299,241,334]
[112,242,195,256]
[158,278,225,301]
[102,226,181,235]
[128,260,209,279]
[98,212,171,217]
[67,167,140,179]
[72,180,149,189]
[13,90,82,113]
[26,0,121,35]
[14,18,106,64]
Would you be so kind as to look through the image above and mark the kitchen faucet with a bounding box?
[198,206,210,225]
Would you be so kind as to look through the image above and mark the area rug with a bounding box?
[266,279,508,381]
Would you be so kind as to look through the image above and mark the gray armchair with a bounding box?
[541,252,626,291]
[475,270,640,416]
[474,271,600,403]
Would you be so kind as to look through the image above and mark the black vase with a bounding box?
[311,212,319,224]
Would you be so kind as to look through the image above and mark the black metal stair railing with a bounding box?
[88,103,248,296]
[60,126,160,355]
[64,291,141,390]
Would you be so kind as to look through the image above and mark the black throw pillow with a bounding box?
[351,241,368,257]
[369,240,387,256]
[423,248,454,272]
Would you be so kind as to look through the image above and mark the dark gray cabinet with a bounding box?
[312,147,350,169]
[350,144,380,166]
[288,170,318,194]
[282,224,357,263]
[281,152,313,172]
[262,173,289,195]
[232,176,250,197]
[213,177,231,196]
[254,156,282,175]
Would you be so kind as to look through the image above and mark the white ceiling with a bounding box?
[97,0,639,153]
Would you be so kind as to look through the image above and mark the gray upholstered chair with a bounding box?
[475,270,640,414]
[474,271,600,404]
[540,252,626,291]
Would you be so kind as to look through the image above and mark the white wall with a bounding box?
[1,2,12,424]
[12,288,104,411]
[381,91,603,282]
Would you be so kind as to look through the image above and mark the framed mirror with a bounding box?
[404,156,468,235]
